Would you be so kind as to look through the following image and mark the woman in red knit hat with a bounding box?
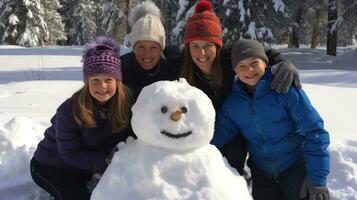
[181,0,302,178]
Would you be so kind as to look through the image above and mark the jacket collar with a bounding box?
[132,52,166,77]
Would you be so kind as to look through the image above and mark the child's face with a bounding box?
[189,40,217,75]
[234,57,267,86]
[88,74,117,103]
[133,40,162,70]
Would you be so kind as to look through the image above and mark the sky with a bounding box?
[0,45,356,199]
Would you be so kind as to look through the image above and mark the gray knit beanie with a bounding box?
[231,38,268,69]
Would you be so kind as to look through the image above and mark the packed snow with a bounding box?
[0,45,356,199]
[91,79,252,200]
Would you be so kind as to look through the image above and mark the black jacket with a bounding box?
[121,51,180,100]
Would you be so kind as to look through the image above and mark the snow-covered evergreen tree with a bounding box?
[72,0,96,45]
[0,0,66,46]
[99,0,127,43]
[336,0,357,46]
[216,0,289,46]
[89,0,103,39]
[0,0,13,42]
[152,0,179,46]
[170,0,195,46]
[42,0,66,45]
[0,0,46,46]
[60,0,96,45]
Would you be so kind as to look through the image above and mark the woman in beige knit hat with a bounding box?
[121,0,180,100]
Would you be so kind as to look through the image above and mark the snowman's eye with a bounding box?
[181,106,187,113]
[161,106,168,113]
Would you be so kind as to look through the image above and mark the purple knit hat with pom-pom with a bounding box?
[82,36,122,80]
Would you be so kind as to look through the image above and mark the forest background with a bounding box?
[0,0,356,56]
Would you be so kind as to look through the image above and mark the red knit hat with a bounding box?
[184,0,223,48]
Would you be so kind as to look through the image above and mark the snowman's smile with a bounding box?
[160,130,192,139]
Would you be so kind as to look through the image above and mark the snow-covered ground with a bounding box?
[0,45,356,199]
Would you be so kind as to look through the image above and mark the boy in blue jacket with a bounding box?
[211,38,330,200]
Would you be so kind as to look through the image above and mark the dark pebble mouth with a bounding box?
[160,130,192,139]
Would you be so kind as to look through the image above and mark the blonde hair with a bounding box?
[180,44,223,91]
[72,81,133,133]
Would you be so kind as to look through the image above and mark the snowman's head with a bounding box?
[131,78,215,151]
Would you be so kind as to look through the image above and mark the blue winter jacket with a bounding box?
[211,67,330,186]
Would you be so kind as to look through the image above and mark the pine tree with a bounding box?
[217,0,289,46]
[68,0,97,45]
[169,0,195,46]
[0,0,47,46]
[0,0,20,44]
[42,0,66,45]
[0,0,66,46]
[336,0,357,46]
[152,0,179,46]
[99,0,127,43]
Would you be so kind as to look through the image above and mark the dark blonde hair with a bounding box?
[180,44,223,91]
[72,81,133,133]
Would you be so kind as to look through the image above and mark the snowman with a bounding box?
[91,78,252,200]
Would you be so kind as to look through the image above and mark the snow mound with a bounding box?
[3,117,44,149]
[328,141,357,199]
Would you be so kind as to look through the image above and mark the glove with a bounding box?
[299,179,330,200]
[271,61,302,93]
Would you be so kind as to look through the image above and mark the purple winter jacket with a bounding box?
[33,97,132,173]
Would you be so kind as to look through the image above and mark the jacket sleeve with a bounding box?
[265,48,283,65]
[55,101,108,173]
[211,102,241,148]
[284,87,330,186]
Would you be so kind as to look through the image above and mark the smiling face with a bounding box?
[189,40,217,75]
[234,57,267,86]
[131,79,215,151]
[88,74,117,103]
[133,40,162,70]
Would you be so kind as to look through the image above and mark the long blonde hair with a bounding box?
[180,44,224,91]
[72,81,133,133]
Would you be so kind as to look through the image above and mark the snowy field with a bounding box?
[0,45,356,199]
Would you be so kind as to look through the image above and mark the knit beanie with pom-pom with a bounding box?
[184,0,222,48]
[82,36,122,80]
[128,0,165,50]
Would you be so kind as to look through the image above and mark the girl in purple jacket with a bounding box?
[30,37,133,200]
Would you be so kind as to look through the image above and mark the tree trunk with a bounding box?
[125,0,130,33]
[327,0,337,56]
[311,10,320,48]
[289,6,303,48]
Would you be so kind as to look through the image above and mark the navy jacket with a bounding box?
[33,98,132,173]
[121,50,181,100]
[211,67,330,186]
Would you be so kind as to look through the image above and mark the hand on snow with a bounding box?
[299,179,330,200]
[271,61,302,93]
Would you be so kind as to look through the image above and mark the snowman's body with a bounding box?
[91,79,252,200]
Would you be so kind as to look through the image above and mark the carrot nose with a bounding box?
[170,109,183,121]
